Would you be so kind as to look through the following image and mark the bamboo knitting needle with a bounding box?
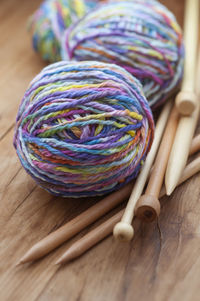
[56,155,200,265]
[113,100,173,241]
[135,106,179,223]
[165,106,200,195]
[17,185,133,264]
[147,133,200,179]
[160,155,200,197]
[175,0,199,115]
[18,135,200,265]
[165,48,200,195]
[55,210,124,265]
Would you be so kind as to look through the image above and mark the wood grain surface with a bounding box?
[0,0,200,300]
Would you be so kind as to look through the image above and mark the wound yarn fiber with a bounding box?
[62,0,184,109]
[14,61,154,198]
[29,0,87,62]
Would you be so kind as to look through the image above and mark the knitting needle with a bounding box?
[17,184,133,264]
[165,113,200,194]
[165,106,200,195]
[113,100,173,241]
[135,106,179,223]
[55,210,124,265]
[165,48,200,195]
[147,132,200,179]
[56,155,200,265]
[18,134,200,265]
[160,155,200,197]
[175,0,199,115]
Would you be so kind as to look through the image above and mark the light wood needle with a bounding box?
[165,47,200,195]
[175,0,199,115]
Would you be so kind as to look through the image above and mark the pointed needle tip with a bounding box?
[54,260,62,265]
[166,185,175,196]
[15,253,31,266]
[55,254,72,265]
[165,177,178,196]
[15,259,23,267]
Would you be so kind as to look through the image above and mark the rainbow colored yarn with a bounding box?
[13,61,154,198]
[62,0,184,109]
[29,0,87,62]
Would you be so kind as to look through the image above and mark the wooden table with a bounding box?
[0,0,200,300]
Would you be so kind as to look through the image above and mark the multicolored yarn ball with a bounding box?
[13,61,154,198]
[29,0,87,62]
[62,0,184,109]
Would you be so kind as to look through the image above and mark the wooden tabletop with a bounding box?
[0,0,200,300]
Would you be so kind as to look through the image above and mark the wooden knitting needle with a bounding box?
[135,106,179,223]
[18,134,200,265]
[165,106,200,195]
[55,210,124,265]
[56,155,200,265]
[160,155,200,197]
[17,184,133,264]
[148,132,200,179]
[165,48,200,195]
[175,0,199,115]
[113,100,173,241]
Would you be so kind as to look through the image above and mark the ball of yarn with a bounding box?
[29,0,87,62]
[13,61,154,198]
[62,0,184,109]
